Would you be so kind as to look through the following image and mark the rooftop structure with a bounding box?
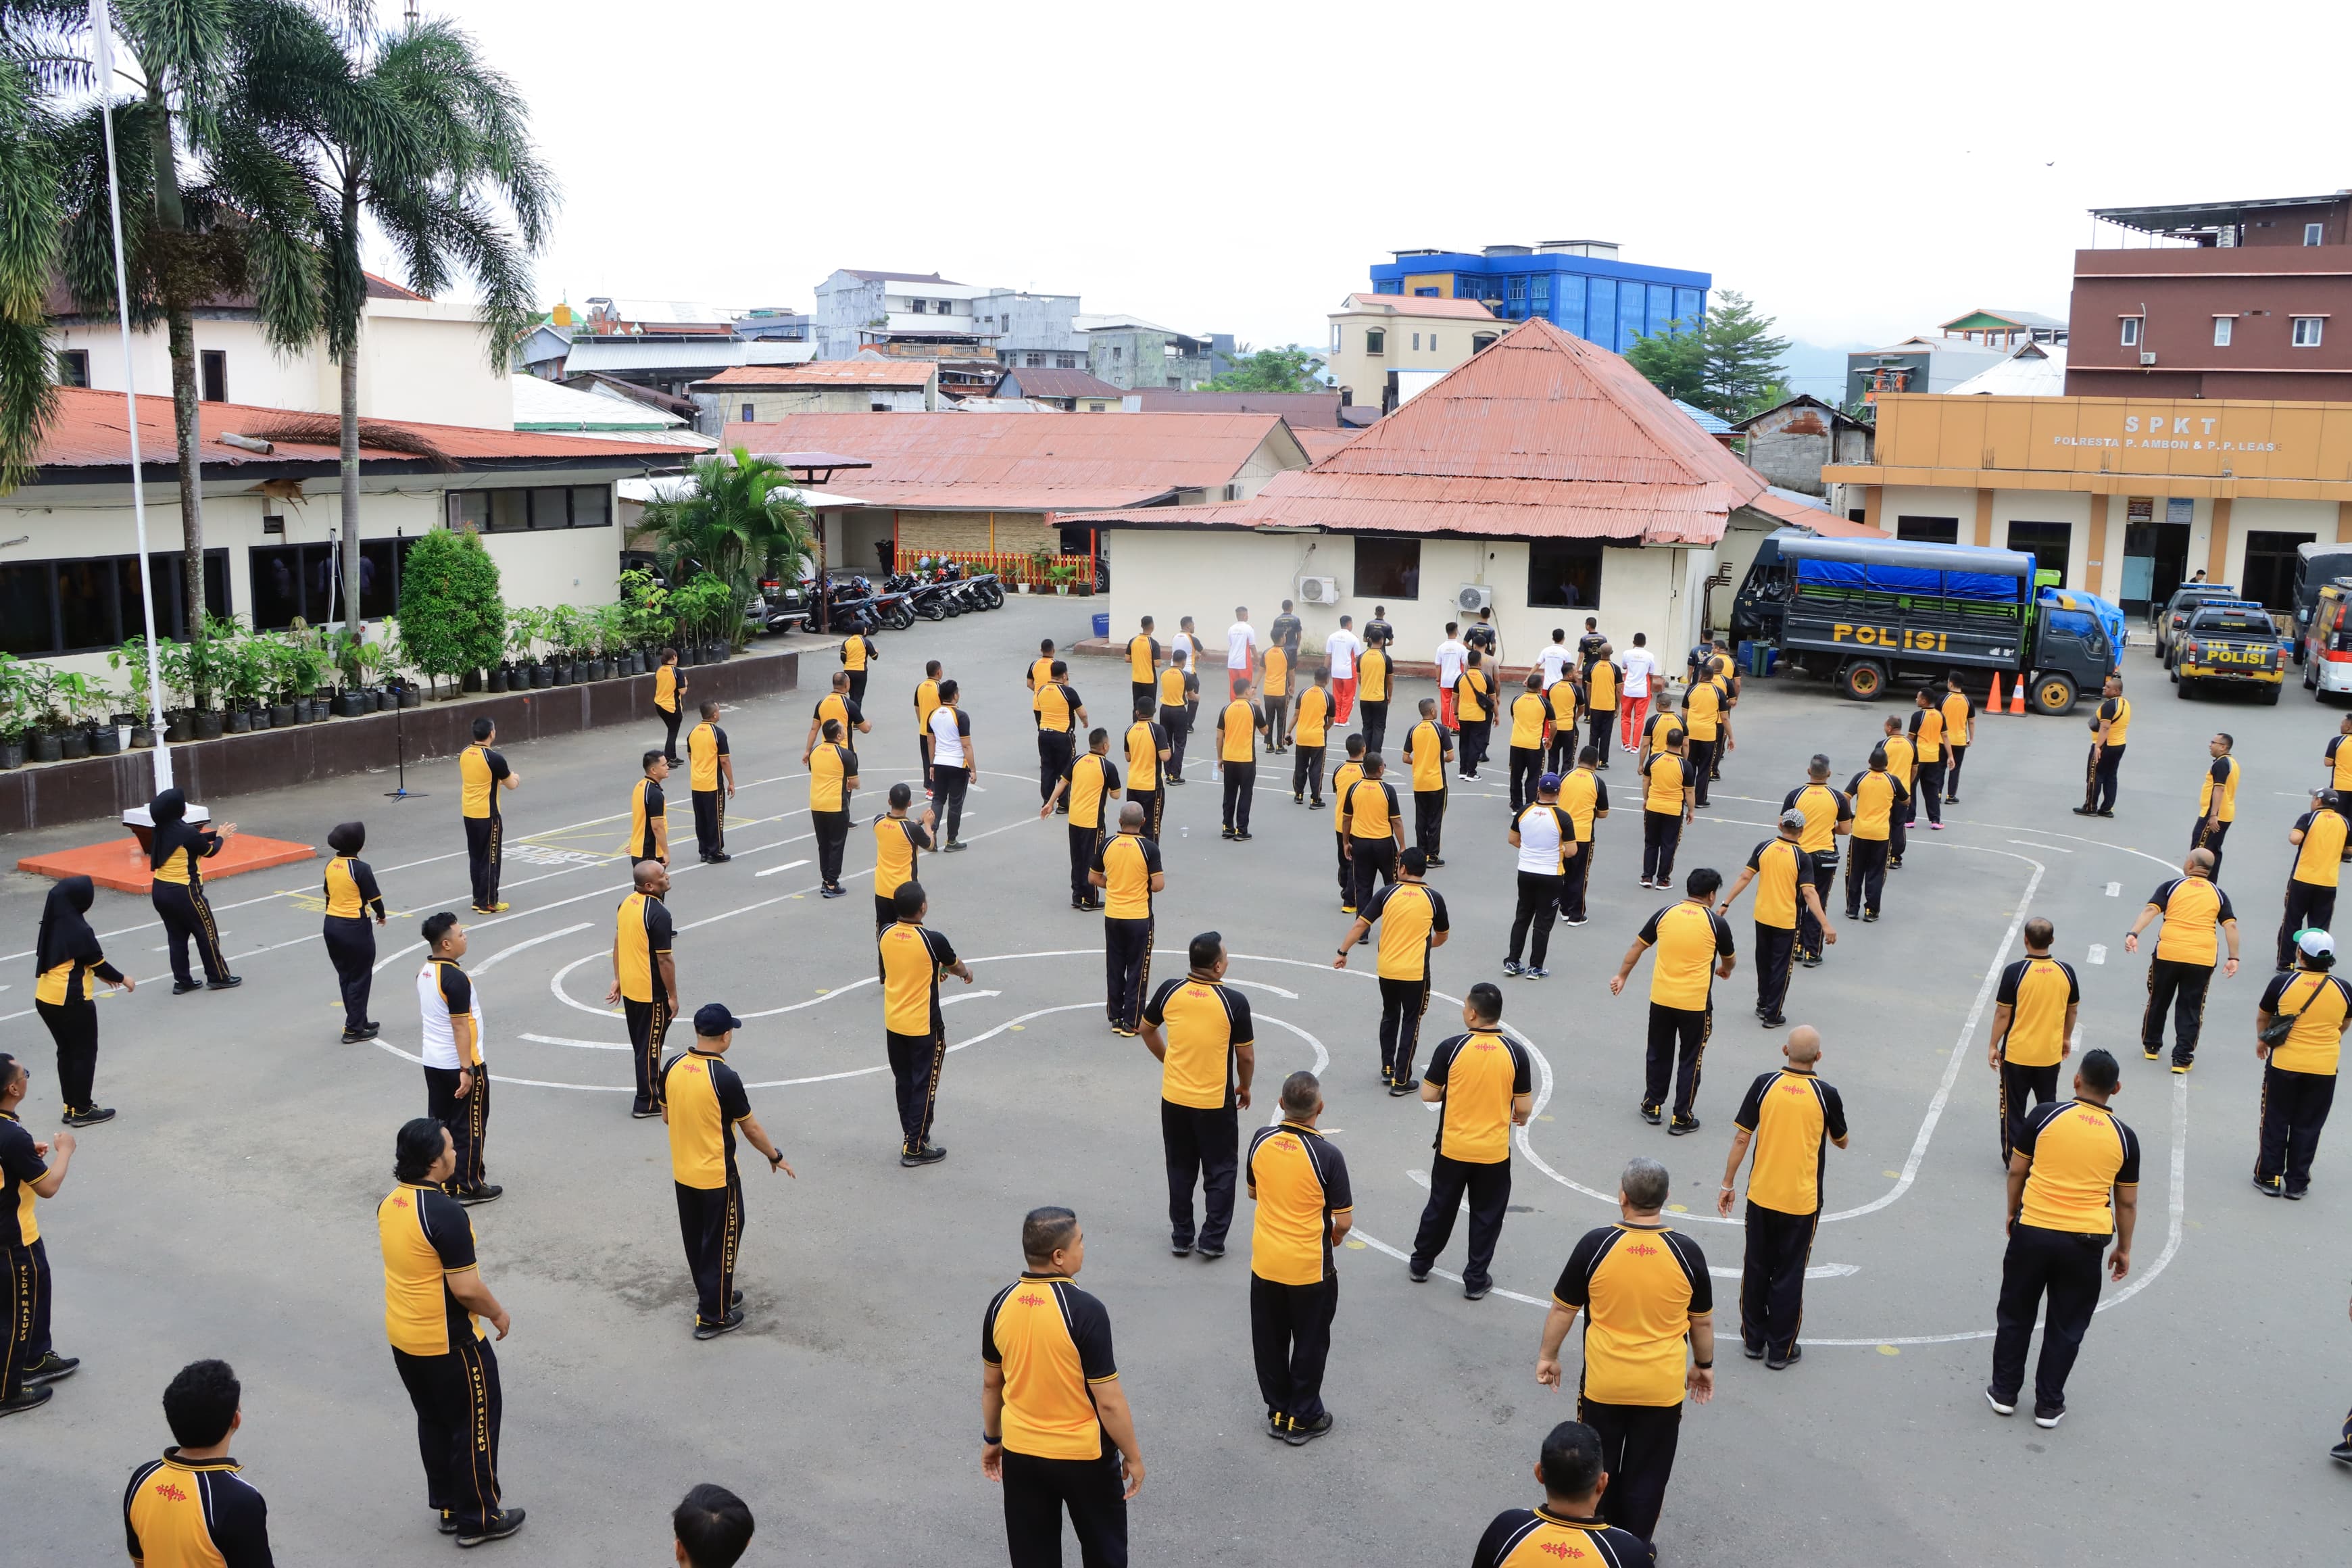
[1367,242,1711,354]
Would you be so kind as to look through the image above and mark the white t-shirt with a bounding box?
[1515,804,1567,875]
[1435,639,1467,686]
[1619,647,1657,697]
[418,961,483,1071]
[1325,629,1362,680]
[929,704,968,767]
[1538,643,1571,685]
[1226,622,1257,670]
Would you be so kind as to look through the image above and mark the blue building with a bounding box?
[1368,241,1709,353]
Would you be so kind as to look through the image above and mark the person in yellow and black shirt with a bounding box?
[1340,752,1406,913]
[1472,1421,1657,1568]
[1879,716,1915,869]
[1992,1049,2138,1427]
[1330,737,1368,910]
[1124,697,1171,839]
[630,750,670,867]
[1680,675,1723,810]
[2192,731,2238,878]
[416,916,497,1203]
[982,1207,1146,1567]
[873,782,936,935]
[804,670,871,773]
[1262,633,1295,753]
[2279,789,2349,970]
[1027,638,1058,695]
[1780,756,1851,966]
[1545,665,1582,779]
[321,823,386,1046]
[1336,846,1450,1091]
[124,1358,274,1567]
[1583,650,1620,770]
[1126,617,1162,715]
[2072,674,2130,818]
[1291,668,1333,806]
[1637,731,1695,889]
[1357,639,1394,756]
[927,679,975,848]
[1636,704,1682,775]
[606,861,679,1120]
[1536,1157,1713,1543]
[1043,728,1121,910]
[1989,918,2082,1162]
[1903,687,1947,829]
[1403,697,1452,866]
[1844,744,1908,917]
[1142,932,1255,1258]
[879,882,971,1167]
[2324,712,2352,796]
[2124,851,2238,1070]
[1506,674,1553,815]
[662,1003,793,1340]
[653,646,687,766]
[916,659,945,775]
[1,1051,78,1416]
[1248,1070,1352,1444]
[1941,672,1976,802]
[1093,802,1165,1035]
[1411,983,1532,1299]
[809,720,859,898]
[1715,809,1836,1029]
[1717,1027,1847,1369]
[1214,677,1267,839]
[147,787,240,989]
[1158,645,1200,783]
[458,719,516,914]
[2256,929,2350,1199]
[378,1117,521,1546]
[1557,746,1610,926]
[35,875,130,1124]
[688,701,736,864]
[1612,869,1735,1133]
[839,627,877,709]
[1454,650,1495,779]
[1033,660,1087,813]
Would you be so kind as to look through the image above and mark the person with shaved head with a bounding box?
[1717,1027,1848,1371]
[610,860,679,1119]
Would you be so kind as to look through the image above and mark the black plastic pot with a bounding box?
[0,739,23,768]
[270,702,297,728]
[398,687,420,710]
[532,664,554,689]
[130,726,155,750]
[488,667,508,693]
[30,734,60,763]
[90,727,122,756]
[57,729,88,760]
[194,710,223,741]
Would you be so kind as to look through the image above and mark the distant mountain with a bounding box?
[1776,339,1869,401]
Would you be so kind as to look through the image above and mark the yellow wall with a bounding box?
[1398,274,1454,297]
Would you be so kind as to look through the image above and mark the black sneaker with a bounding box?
[1388,1078,1419,1097]
[1742,1342,1766,1361]
[901,1143,948,1167]
[1863,911,1879,923]
[172,981,203,995]
[1526,966,1550,980]
[62,1106,115,1127]
[207,977,243,990]
[1408,1263,1431,1282]
[1310,800,1326,810]
[1463,1281,1492,1302]
[631,1105,662,1120]
[1766,1344,1803,1371]
[456,1184,503,1206]
[1799,954,1821,969]
[1640,1102,1663,1125]
[2330,1439,2352,1465]
[1294,793,1306,804]
[0,1386,53,1418]
[706,851,733,864]
[1283,1412,1333,1447]
[1562,915,1587,927]
[2253,1175,2283,1197]
[2033,1404,2065,1429]
[440,1511,459,1535]
[1668,1116,1701,1136]
[20,1352,78,1385]
[456,1509,526,1547]
[341,1027,376,1044]
[2094,810,2114,819]
[2070,806,2096,816]
[1234,832,1254,841]
[1171,1240,1194,1257]
[1427,856,1446,868]
[943,840,968,852]
[1759,1015,1786,1029]
[1267,1413,1290,1440]
[820,886,845,899]
[1502,959,1523,977]
[2285,1186,2308,1201]
[1985,1387,2015,1417]
[1197,1243,1227,1260]
[2142,1046,2161,1060]
[1222,828,1238,839]
[692,1310,745,1342]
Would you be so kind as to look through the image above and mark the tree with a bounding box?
[395,522,504,693]
[0,5,69,490]
[642,447,814,599]
[1202,343,1325,394]
[233,8,552,631]
[1623,323,1706,407]
[1625,289,1794,421]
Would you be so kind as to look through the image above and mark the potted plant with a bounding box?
[0,654,31,768]
[1025,547,1053,593]
[109,636,162,748]
[1048,563,1076,597]
[84,680,126,755]
[43,669,93,758]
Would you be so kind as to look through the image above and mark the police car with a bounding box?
[2171,600,2284,704]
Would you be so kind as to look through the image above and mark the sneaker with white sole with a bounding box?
[1985,1387,2015,1417]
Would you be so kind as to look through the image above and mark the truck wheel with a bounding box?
[2263,684,2283,706]
[2030,672,2078,716]
[1839,660,1887,701]
[2175,677,2195,700]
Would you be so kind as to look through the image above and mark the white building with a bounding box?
[812,270,988,360]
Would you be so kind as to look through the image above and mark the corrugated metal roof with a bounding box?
[1673,399,1736,435]
[514,374,684,428]
[1292,428,1363,464]
[996,367,1124,399]
[1123,390,1344,425]
[693,361,936,389]
[1944,343,2069,397]
[562,339,816,374]
[1053,317,1773,545]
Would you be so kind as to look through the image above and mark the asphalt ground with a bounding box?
[5,595,2350,1567]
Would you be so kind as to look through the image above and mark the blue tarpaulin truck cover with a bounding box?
[1782,534,2034,604]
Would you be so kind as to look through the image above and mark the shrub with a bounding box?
[397,529,508,694]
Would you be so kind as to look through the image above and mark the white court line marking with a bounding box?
[2008,839,2072,852]
[517,1033,631,1052]
[940,989,1002,1006]
[1226,979,1299,999]
[755,859,812,877]
[474,923,592,975]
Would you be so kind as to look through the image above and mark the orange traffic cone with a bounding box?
[2008,675,2026,715]
[1987,672,2002,714]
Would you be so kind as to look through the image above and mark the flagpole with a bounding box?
[91,1,172,793]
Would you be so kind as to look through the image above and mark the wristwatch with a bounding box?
[983,1434,1002,1445]
[1692,1359,1713,1369]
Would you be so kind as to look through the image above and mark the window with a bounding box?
[908,299,927,314]
[1056,353,1077,369]
[2006,520,2072,586]
[447,485,614,533]
[1588,278,1617,349]
[1413,287,1438,297]
[1471,333,1498,352]
[54,349,89,387]
[0,549,229,656]
[2307,222,2326,246]
[1331,324,1342,352]
[2118,316,2141,347]
[741,402,755,422]
[1026,352,1043,367]
[1896,516,1959,544]
[1618,283,1646,349]
[2294,316,2326,347]
[1557,275,1587,339]
[1411,333,1420,351]
[2213,316,2233,347]
[200,349,228,402]
[1530,275,1549,314]
[1112,346,1123,361]
[1527,539,1603,608]
[247,538,417,631]
[1355,537,1422,600]
[871,401,889,412]
[2243,529,2318,610]
[1427,333,1437,354]
[1365,328,1386,356]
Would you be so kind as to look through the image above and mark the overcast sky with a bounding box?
[440,0,2350,356]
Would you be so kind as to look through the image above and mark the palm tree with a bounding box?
[0,3,78,489]
[232,6,552,627]
[643,448,816,598]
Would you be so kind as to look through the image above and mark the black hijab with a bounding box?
[149,787,195,871]
[36,876,100,975]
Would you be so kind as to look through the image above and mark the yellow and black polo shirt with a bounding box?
[1217,698,1260,763]
[1559,766,1607,842]
[1551,1222,1712,1406]
[1092,832,1162,921]
[1294,687,1331,749]
[615,890,673,1004]
[124,1450,272,1568]
[1588,660,1619,712]
[1638,901,1734,1010]
[1029,655,1057,691]
[324,854,384,921]
[983,1273,1119,1461]
[2016,1098,2140,1235]
[2259,969,2352,1076]
[1744,839,1813,930]
[1455,667,1492,723]
[1640,709,1683,766]
[36,944,124,1006]
[1127,633,1160,683]
[879,920,957,1037]
[1424,1028,1532,1164]
[1781,782,1851,858]
[1909,704,1944,761]
[376,1181,482,1355]
[2145,876,2234,966]
[1034,681,1080,735]
[1246,1121,1352,1286]
[816,690,858,735]
[1882,733,1915,789]
[2096,695,2132,745]
[1125,720,1167,791]
[460,743,508,820]
[2199,755,2240,822]
[660,1047,754,1190]
[1942,690,1973,747]
[1158,665,1190,709]
[1405,721,1448,792]
[841,633,873,672]
[688,720,729,793]
[629,776,666,860]
[1065,752,1119,831]
[1509,691,1550,750]
[810,743,854,813]
[1264,643,1292,700]
[1547,677,1580,733]
[1,1110,45,1247]
[1471,1506,1650,1568]
[149,820,223,889]
[1358,648,1391,704]
[1330,760,1365,836]
[1642,750,1694,815]
[1733,1067,1848,1216]
[916,677,941,737]
[1683,680,1721,743]
[1344,776,1400,840]
[2330,733,2352,793]
[1845,768,1906,840]
[874,814,931,901]
[1361,879,1448,981]
[1995,956,2080,1067]
[2293,808,2349,886]
[1143,975,1253,1110]
[654,662,681,714]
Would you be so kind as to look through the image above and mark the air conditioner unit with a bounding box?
[1456,583,1494,613]
[1297,576,1340,604]
[2140,352,2159,366]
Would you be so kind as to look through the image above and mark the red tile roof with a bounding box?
[1053,318,1778,545]
[1340,292,1500,321]
[693,361,937,389]
[722,411,1302,512]
[27,387,685,478]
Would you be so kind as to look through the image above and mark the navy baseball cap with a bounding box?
[1538,771,1563,792]
[693,1002,742,1037]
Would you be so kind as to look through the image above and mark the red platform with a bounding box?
[18,833,318,894]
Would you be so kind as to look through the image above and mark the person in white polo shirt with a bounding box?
[417,912,498,1205]
[1435,623,1469,731]
[1617,634,1658,754]
[1325,616,1363,722]
[1225,608,1258,700]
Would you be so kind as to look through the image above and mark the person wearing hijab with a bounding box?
[35,877,131,1127]
[147,790,240,994]
[323,823,389,1044]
